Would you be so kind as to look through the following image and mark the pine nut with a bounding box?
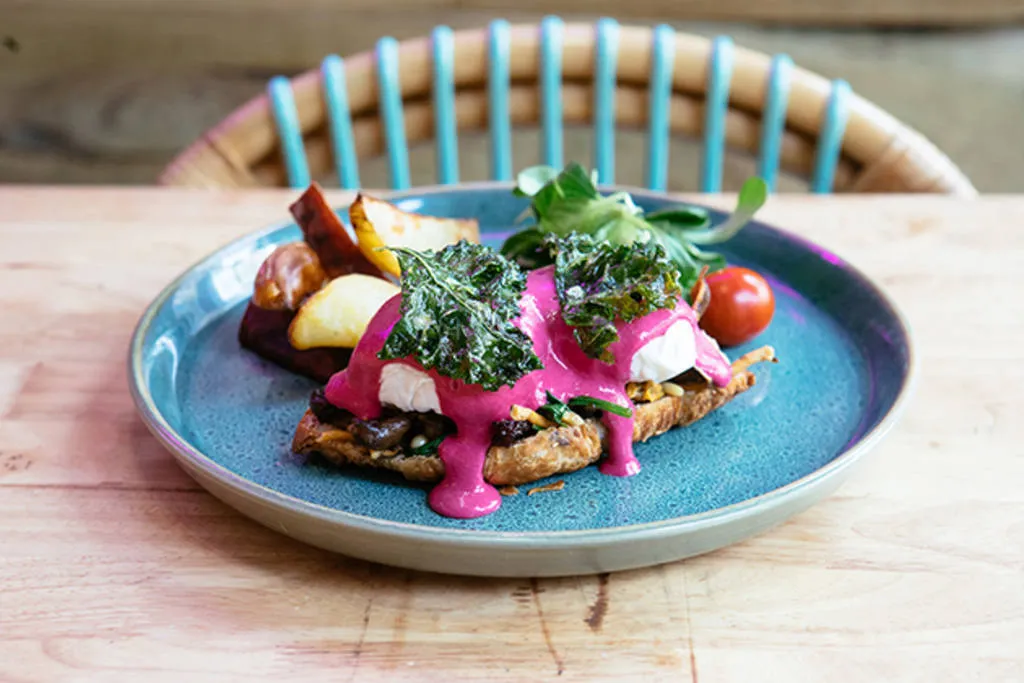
[562,411,585,427]
[511,404,552,428]
[661,381,684,397]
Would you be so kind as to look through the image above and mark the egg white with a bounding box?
[628,320,698,384]
[378,363,442,414]
[379,321,698,411]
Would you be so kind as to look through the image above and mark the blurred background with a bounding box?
[2,1,1021,191]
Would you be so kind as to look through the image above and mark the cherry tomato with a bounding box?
[699,266,775,347]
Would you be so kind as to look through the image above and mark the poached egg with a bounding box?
[378,320,700,414]
[628,319,699,384]
[379,363,442,414]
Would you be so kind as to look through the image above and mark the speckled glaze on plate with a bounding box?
[128,183,915,577]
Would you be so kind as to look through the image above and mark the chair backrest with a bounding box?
[159,17,977,196]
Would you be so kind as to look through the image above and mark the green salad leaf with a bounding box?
[501,162,769,291]
[410,436,444,456]
[568,395,633,418]
[538,390,634,421]
[503,163,650,270]
[551,233,682,363]
[537,390,571,426]
[378,241,543,391]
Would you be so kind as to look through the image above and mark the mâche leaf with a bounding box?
[505,162,650,270]
[378,241,543,391]
[643,206,710,227]
[550,233,683,363]
[663,176,768,246]
[513,165,561,198]
[501,163,769,292]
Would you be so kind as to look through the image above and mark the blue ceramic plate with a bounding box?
[129,184,914,577]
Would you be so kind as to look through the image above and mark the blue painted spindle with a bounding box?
[432,26,459,185]
[646,24,674,191]
[321,55,361,189]
[594,18,619,185]
[757,54,793,192]
[811,79,852,194]
[488,20,513,181]
[376,37,411,190]
[701,36,734,193]
[267,76,311,188]
[540,16,564,169]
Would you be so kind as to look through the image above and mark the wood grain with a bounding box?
[1,189,1023,681]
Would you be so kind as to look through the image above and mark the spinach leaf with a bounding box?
[537,391,570,426]
[513,165,561,197]
[567,395,633,418]
[410,436,444,456]
[498,226,549,271]
[674,176,768,245]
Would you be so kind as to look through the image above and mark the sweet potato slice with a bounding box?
[289,183,385,279]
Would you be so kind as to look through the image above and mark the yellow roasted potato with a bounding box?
[349,194,480,277]
[288,273,400,350]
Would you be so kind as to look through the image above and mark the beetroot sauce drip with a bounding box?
[324,265,732,519]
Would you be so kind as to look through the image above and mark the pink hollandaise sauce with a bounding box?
[324,265,732,519]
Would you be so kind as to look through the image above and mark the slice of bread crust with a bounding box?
[291,346,776,486]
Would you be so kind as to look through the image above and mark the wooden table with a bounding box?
[1,188,1022,682]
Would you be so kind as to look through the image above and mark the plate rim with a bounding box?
[128,182,918,549]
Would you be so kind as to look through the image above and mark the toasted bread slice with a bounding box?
[291,346,775,486]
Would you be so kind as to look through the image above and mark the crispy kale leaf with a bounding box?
[378,241,543,391]
[552,233,683,363]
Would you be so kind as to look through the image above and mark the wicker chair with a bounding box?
[159,17,976,196]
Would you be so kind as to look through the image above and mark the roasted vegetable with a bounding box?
[288,273,400,350]
[289,183,385,279]
[237,304,352,383]
[349,194,480,278]
[251,242,329,312]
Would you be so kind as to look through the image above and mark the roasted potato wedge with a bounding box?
[288,273,400,350]
[251,242,329,312]
[349,194,480,277]
[290,183,386,279]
